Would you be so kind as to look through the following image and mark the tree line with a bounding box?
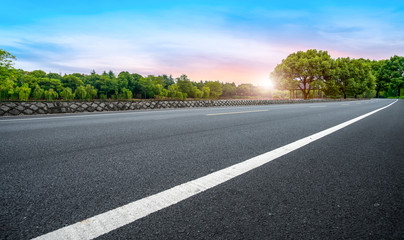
[1,49,403,101]
[0,49,276,101]
[271,49,403,99]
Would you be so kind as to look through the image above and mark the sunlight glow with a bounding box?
[258,78,274,90]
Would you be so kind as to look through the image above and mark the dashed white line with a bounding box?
[32,99,397,240]
[206,110,268,116]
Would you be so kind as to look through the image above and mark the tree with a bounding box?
[85,85,97,100]
[28,70,46,78]
[84,71,100,86]
[167,84,184,99]
[236,84,254,96]
[324,58,375,98]
[206,81,222,98]
[95,74,116,98]
[271,49,332,99]
[119,88,133,100]
[62,75,83,92]
[0,50,17,100]
[369,60,387,98]
[33,85,45,100]
[0,49,16,69]
[19,75,40,89]
[202,86,210,98]
[117,71,131,92]
[177,74,193,97]
[74,86,87,100]
[17,83,31,101]
[162,74,175,87]
[380,55,404,97]
[44,89,59,101]
[130,73,143,97]
[222,83,236,98]
[60,87,75,100]
[324,57,351,98]
[47,72,62,80]
[108,70,115,79]
[346,59,375,98]
[192,86,203,98]
[39,78,63,92]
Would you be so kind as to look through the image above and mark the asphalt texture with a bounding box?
[1,99,403,239]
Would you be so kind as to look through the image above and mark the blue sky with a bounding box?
[1,0,403,85]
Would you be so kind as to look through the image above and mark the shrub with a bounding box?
[44,89,58,101]
[60,87,74,100]
[33,85,44,100]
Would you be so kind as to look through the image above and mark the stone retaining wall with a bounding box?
[0,99,359,116]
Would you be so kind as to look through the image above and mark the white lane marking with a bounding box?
[32,99,397,240]
[309,105,326,108]
[206,110,268,116]
[0,111,147,122]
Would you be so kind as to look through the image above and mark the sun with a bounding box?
[258,78,274,90]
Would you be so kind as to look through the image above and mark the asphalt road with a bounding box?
[1,99,403,239]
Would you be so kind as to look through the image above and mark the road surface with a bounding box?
[1,99,403,239]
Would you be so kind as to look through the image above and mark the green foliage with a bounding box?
[62,74,83,92]
[202,86,210,98]
[44,89,59,101]
[271,49,332,99]
[28,70,47,78]
[118,88,133,100]
[17,83,31,101]
[193,86,203,98]
[96,73,119,98]
[380,55,404,97]
[162,74,175,87]
[222,83,237,97]
[167,84,180,99]
[0,49,17,100]
[0,49,16,69]
[33,85,44,100]
[20,74,40,89]
[85,85,97,100]
[346,59,375,98]
[177,74,193,97]
[323,58,374,98]
[236,84,254,96]
[206,81,222,98]
[60,87,75,100]
[272,90,289,99]
[39,78,64,92]
[0,73,16,100]
[47,72,62,80]
[74,85,87,100]
[100,94,107,101]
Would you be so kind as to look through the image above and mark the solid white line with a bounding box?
[32,99,397,240]
[0,111,146,122]
[206,109,268,116]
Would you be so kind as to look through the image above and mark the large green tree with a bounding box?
[0,49,17,99]
[370,60,388,98]
[380,55,404,97]
[346,59,375,98]
[271,49,332,99]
